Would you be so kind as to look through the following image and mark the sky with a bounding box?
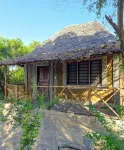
[0,0,116,45]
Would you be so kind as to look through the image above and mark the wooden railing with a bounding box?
[37,85,121,117]
[7,84,25,100]
[6,84,121,117]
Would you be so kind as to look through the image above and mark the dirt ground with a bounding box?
[0,103,105,150]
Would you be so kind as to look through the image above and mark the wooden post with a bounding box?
[120,54,123,106]
[88,89,92,116]
[49,61,54,100]
[48,61,50,103]
[15,85,18,100]
[4,66,7,101]
[24,64,28,99]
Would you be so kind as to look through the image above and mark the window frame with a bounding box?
[66,60,102,86]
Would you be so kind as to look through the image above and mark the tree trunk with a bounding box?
[118,0,124,55]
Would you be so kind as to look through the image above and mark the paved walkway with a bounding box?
[33,111,58,150]
[0,109,104,150]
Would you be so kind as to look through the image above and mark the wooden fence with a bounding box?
[37,86,121,117]
[7,84,25,100]
[6,84,122,117]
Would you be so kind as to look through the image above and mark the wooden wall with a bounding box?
[55,54,120,105]
[24,54,121,105]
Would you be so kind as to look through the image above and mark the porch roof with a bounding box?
[0,21,121,66]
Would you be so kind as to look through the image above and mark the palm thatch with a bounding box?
[0,21,121,66]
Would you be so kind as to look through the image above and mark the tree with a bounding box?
[0,37,41,95]
[118,0,124,54]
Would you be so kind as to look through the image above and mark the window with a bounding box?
[67,60,102,85]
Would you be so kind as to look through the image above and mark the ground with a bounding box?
[0,104,104,150]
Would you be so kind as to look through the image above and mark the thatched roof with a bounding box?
[0,21,121,66]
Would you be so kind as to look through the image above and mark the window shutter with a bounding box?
[90,60,102,85]
[49,61,53,86]
[63,61,67,85]
[67,62,77,84]
[78,61,89,85]
[102,56,107,87]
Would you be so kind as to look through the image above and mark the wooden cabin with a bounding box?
[0,21,123,116]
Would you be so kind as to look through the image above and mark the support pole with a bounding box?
[4,66,7,101]
[120,54,123,106]
[24,64,28,100]
[118,0,124,54]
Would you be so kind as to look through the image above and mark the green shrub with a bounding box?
[0,91,4,100]
[86,106,124,150]
[9,67,24,84]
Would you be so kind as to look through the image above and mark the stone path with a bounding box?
[0,109,104,150]
[33,111,58,150]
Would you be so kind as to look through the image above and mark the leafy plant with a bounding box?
[0,94,60,149]
[0,97,43,150]
[12,98,43,150]
[8,67,24,84]
[86,105,124,150]
[115,105,124,117]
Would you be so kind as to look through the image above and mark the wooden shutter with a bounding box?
[63,61,67,85]
[67,62,77,84]
[78,61,89,85]
[49,61,53,86]
[102,56,107,87]
[90,60,102,85]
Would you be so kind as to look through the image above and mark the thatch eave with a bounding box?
[0,43,121,66]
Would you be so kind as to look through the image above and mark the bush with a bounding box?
[86,106,124,150]
[8,67,24,84]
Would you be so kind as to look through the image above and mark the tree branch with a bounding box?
[105,15,119,37]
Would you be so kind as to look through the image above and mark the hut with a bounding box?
[0,21,123,116]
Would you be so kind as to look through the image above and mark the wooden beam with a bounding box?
[94,91,120,118]
[4,66,7,101]
[98,88,120,108]
[119,54,123,106]
[24,64,28,97]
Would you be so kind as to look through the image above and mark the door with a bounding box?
[37,66,49,97]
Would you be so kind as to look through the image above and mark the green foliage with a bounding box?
[15,99,42,150]
[8,67,24,84]
[115,105,124,117]
[0,91,4,101]
[84,0,117,16]
[62,0,117,17]
[86,106,124,150]
[0,101,6,123]
[47,96,60,108]
[19,112,41,150]
[28,41,40,52]
[5,98,43,150]
[95,0,107,16]
[0,36,41,93]
[0,94,59,149]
